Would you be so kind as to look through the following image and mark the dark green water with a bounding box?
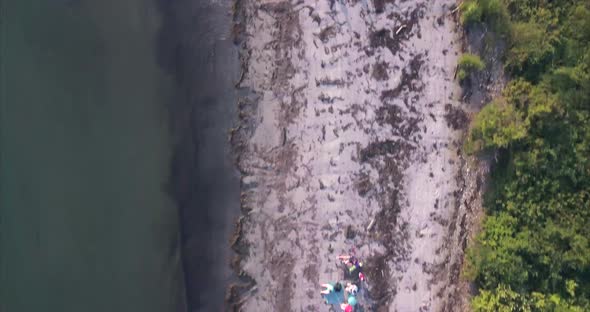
[0,1,186,311]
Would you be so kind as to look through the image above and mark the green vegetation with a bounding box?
[465,98,527,152]
[458,53,486,81]
[460,0,511,35]
[462,1,590,311]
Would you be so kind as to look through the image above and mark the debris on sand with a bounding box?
[444,104,469,130]
[372,61,390,81]
[369,5,426,56]
[229,0,473,310]
[373,0,395,14]
[380,55,425,102]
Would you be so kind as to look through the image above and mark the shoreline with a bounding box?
[157,0,242,310]
[229,0,486,310]
[440,18,509,311]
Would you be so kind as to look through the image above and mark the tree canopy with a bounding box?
[462,0,590,310]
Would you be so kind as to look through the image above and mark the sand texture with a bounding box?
[229,0,476,310]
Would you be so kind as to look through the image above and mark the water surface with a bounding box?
[156,0,241,310]
[0,1,185,311]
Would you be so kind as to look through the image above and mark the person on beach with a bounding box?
[345,283,358,296]
[338,255,362,269]
[320,282,341,295]
[358,272,365,282]
[340,296,357,312]
[321,282,345,305]
[347,296,357,307]
[338,254,363,278]
[340,303,353,312]
[337,254,356,264]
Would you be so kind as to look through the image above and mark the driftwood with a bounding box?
[451,2,463,14]
[234,286,258,307]
[395,25,407,35]
[235,68,246,87]
[366,218,376,232]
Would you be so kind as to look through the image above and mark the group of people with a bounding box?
[319,254,365,311]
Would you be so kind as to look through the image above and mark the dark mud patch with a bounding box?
[230,216,250,257]
[280,85,306,124]
[369,5,425,55]
[226,274,257,312]
[303,264,319,283]
[376,105,422,138]
[439,155,490,312]
[360,140,415,163]
[361,69,426,306]
[355,172,372,197]
[359,139,415,309]
[360,48,429,311]
[259,1,302,89]
[227,216,257,311]
[444,104,468,130]
[374,191,402,243]
[364,192,411,309]
[372,61,390,81]
[364,254,394,309]
[345,225,357,239]
[230,96,260,155]
[318,25,338,43]
[232,0,247,44]
[370,29,402,56]
[270,253,295,311]
[380,55,424,102]
[376,105,403,129]
[373,0,395,14]
[462,24,508,108]
[387,4,426,38]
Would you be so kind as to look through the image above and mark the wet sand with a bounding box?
[229,0,478,310]
[1,0,242,311]
[156,0,241,311]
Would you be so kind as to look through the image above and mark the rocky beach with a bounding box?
[228,0,486,310]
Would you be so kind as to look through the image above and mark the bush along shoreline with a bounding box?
[459,0,590,311]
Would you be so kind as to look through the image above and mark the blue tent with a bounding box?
[323,287,345,305]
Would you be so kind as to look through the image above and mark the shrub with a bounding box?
[471,284,527,312]
[502,79,532,110]
[461,1,483,25]
[471,285,586,312]
[460,0,511,35]
[465,99,527,153]
[462,0,590,309]
[505,22,555,77]
[457,53,485,81]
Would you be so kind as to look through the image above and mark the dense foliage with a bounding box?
[460,0,511,34]
[462,0,590,311]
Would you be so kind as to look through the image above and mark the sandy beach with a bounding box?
[229,0,484,310]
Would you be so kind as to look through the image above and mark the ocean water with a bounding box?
[0,1,186,311]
